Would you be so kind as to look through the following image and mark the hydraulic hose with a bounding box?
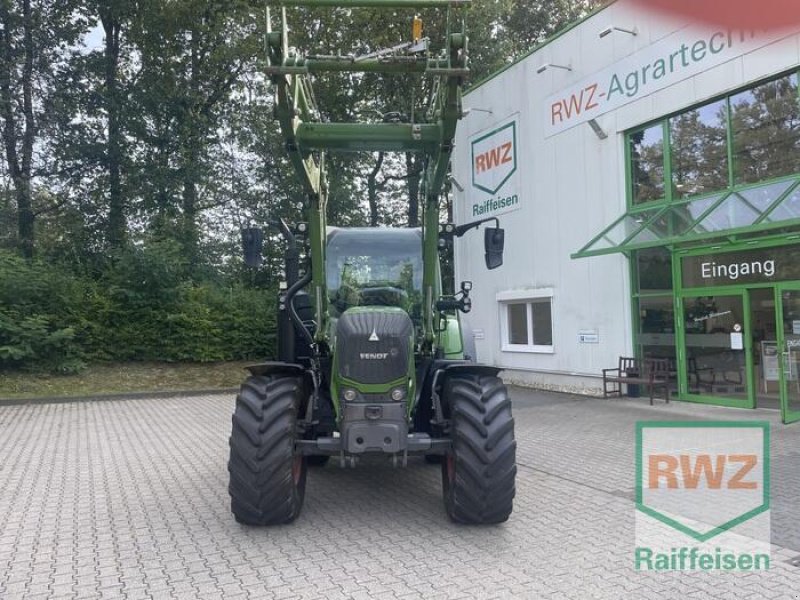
[286,270,315,347]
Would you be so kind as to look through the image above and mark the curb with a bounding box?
[0,387,240,407]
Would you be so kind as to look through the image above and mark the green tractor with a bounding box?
[229,0,516,525]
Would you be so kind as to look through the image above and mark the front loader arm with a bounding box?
[421,31,466,352]
[264,0,470,353]
[267,8,329,344]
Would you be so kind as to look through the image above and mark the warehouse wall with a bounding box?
[452,1,800,393]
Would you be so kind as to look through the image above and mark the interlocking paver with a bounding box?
[0,389,799,599]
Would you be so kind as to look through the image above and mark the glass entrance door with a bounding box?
[777,285,800,424]
[680,292,752,408]
[750,288,780,410]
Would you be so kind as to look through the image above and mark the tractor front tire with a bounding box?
[228,375,307,525]
[441,374,516,524]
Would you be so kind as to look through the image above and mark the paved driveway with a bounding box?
[0,388,799,599]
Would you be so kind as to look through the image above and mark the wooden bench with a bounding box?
[602,357,670,405]
[667,357,715,390]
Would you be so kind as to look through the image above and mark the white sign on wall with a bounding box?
[761,342,779,382]
[464,114,522,222]
[544,26,793,137]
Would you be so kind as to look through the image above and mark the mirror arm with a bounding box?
[453,216,500,238]
[270,218,300,285]
[270,218,296,246]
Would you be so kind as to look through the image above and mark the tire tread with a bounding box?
[227,375,306,525]
[442,374,516,524]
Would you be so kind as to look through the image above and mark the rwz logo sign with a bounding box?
[550,83,602,127]
[471,121,517,195]
[636,422,769,542]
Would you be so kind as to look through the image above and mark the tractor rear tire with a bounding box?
[228,375,307,525]
[441,374,516,524]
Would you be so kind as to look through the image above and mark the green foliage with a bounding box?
[0,248,275,373]
[0,0,600,375]
[0,251,87,373]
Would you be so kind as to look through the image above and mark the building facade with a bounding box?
[452,1,800,423]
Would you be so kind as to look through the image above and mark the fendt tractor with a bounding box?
[229,0,516,525]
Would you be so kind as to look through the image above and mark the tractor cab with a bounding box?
[326,227,424,326]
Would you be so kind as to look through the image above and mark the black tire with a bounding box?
[228,375,307,525]
[441,374,516,524]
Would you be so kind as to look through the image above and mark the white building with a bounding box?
[452,0,800,423]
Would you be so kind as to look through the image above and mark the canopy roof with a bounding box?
[572,176,800,258]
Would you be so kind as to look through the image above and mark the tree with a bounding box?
[0,0,36,257]
[502,0,601,61]
[128,0,260,266]
[0,0,86,258]
[97,0,128,248]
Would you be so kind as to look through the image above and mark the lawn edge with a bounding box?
[0,387,240,406]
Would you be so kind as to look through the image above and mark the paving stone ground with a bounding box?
[0,387,799,599]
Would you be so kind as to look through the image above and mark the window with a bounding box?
[507,303,528,344]
[630,124,665,205]
[636,247,673,293]
[731,73,800,184]
[670,98,729,198]
[632,249,675,364]
[498,290,554,353]
[636,296,676,360]
[626,70,800,209]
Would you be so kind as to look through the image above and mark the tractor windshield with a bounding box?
[326,227,423,322]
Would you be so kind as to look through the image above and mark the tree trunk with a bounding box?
[180,26,201,268]
[405,153,421,227]
[18,0,34,257]
[367,152,384,227]
[182,172,197,265]
[0,0,35,257]
[101,7,125,248]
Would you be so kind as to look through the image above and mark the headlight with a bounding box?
[390,387,405,401]
[343,389,357,402]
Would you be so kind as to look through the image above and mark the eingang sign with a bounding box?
[544,26,792,137]
[682,244,800,288]
[466,115,522,220]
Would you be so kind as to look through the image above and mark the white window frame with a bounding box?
[497,288,554,354]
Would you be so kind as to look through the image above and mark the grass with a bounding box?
[0,361,253,400]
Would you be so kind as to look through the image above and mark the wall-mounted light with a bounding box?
[599,26,637,38]
[536,63,572,74]
[588,118,608,140]
[449,176,464,192]
[462,107,493,117]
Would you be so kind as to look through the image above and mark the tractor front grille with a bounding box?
[335,310,413,385]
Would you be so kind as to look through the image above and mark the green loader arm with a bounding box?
[265,0,469,354]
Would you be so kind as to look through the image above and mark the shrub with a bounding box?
[0,247,277,373]
[0,251,87,373]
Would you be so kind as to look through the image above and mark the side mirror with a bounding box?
[241,227,264,268]
[484,227,504,270]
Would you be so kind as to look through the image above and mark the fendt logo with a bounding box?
[359,352,389,360]
[471,121,517,195]
[635,422,771,571]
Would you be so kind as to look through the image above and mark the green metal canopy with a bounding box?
[572,176,800,259]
